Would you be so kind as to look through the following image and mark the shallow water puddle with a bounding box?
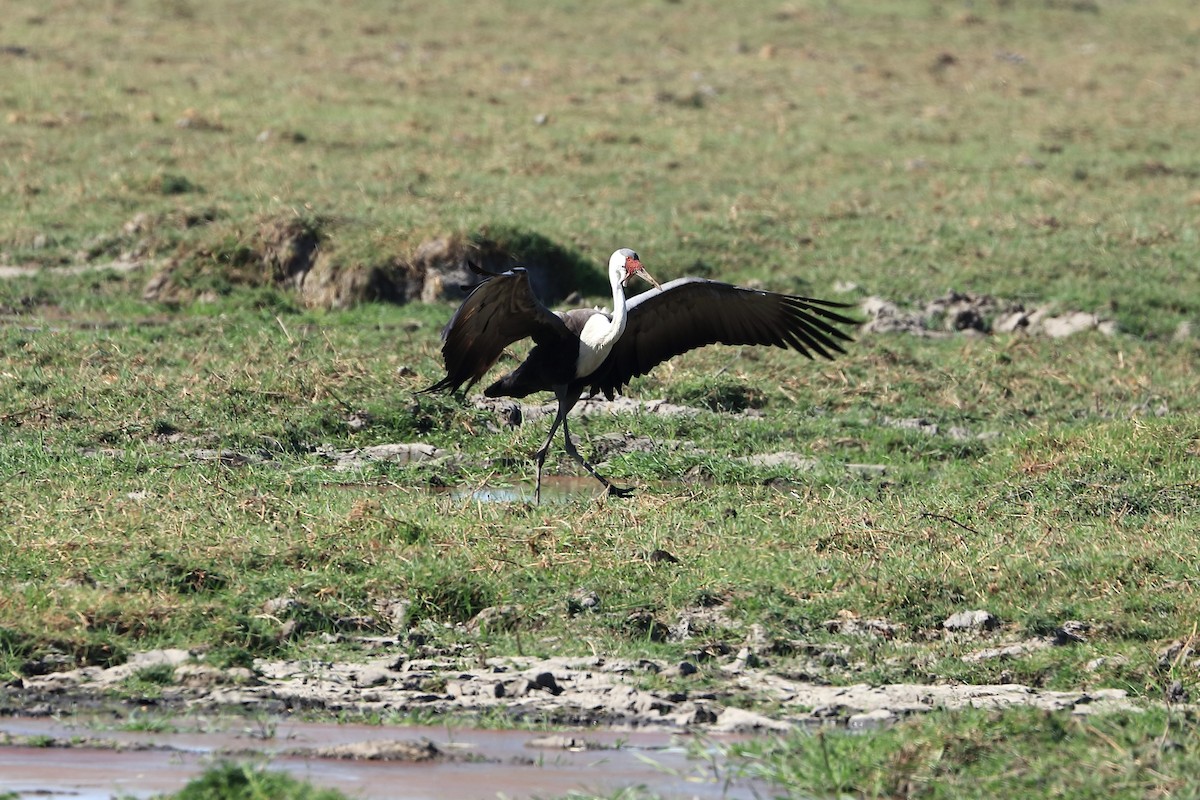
[0,716,765,800]
[446,475,608,504]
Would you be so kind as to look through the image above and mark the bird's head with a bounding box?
[608,248,660,290]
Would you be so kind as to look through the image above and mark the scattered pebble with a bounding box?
[861,291,1116,338]
[943,609,1000,632]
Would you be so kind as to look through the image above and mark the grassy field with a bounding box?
[3,0,1200,797]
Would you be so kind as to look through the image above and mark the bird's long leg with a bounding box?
[560,415,633,498]
[533,399,570,505]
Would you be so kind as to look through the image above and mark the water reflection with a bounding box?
[448,476,607,504]
[0,716,768,800]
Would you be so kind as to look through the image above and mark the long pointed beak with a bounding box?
[637,268,661,290]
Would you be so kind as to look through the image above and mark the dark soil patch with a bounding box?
[142,216,602,310]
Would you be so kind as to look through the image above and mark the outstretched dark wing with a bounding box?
[586,277,857,398]
[422,266,574,394]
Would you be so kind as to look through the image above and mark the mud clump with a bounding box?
[6,644,1135,732]
[861,291,1117,338]
[407,227,602,304]
[144,216,597,310]
[144,213,409,309]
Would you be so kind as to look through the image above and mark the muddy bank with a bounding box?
[5,642,1134,733]
[0,716,761,800]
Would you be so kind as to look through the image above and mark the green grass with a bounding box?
[152,763,350,800]
[3,1,1200,797]
[725,706,1200,799]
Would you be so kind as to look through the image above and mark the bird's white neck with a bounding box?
[573,271,629,378]
[606,269,630,337]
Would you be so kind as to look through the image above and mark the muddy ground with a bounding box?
[5,619,1136,738]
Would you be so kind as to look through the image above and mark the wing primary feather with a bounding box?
[422,268,573,395]
[585,278,859,397]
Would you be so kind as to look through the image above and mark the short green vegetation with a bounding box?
[155,763,350,800]
[726,707,1200,799]
[3,1,1200,798]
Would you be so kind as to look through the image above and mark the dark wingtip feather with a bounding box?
[418,376,458,395]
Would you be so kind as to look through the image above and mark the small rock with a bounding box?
[625,610,669,642]
[685,704,719,725]
[358,443,445,464]
[848,708,896,729]
[318,442,450,472]
[375,599,412,632]
[175,664,232,689]
[745,623,770,651]
[1157,640,1190,669]
[1085,656,1127,672]
[185,449,264,466]
[346,410,373,431]
[317,740,440,762]
[710,707,792,733]
[632,692,676,716]
[474,397,522,427]
[1166,680,1190,704]
[845,463,888,476]
[127,649,195,669]
[226,667,257,684]
[351,668,391,688]
[888,417,940,436]
[334,615,378,631]
[824,612,902,639]
[646,548,680,564]
[736,451,818,470]
[995,310,1031,333]
[943,610,999,632]
[467,605,521,634]
[532,671,563,695]
[527,735,588,750]
[21,651,75,677]
[1040,312,1101,338]
[961,639,1049,663]
[567,589,601,615]
[1053,620,1089,645]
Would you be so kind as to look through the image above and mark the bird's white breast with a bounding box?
[575,313,618,378]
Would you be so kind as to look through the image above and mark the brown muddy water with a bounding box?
[0,716,769,799]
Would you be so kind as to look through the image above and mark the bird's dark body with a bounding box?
[484,336,581,399]
[422,256,857,501]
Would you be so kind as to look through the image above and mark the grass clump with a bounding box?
[727,707,1200,800]
[159,763,349,800]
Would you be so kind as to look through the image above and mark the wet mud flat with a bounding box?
[1,638,1138,799]
[0,716,758,800]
